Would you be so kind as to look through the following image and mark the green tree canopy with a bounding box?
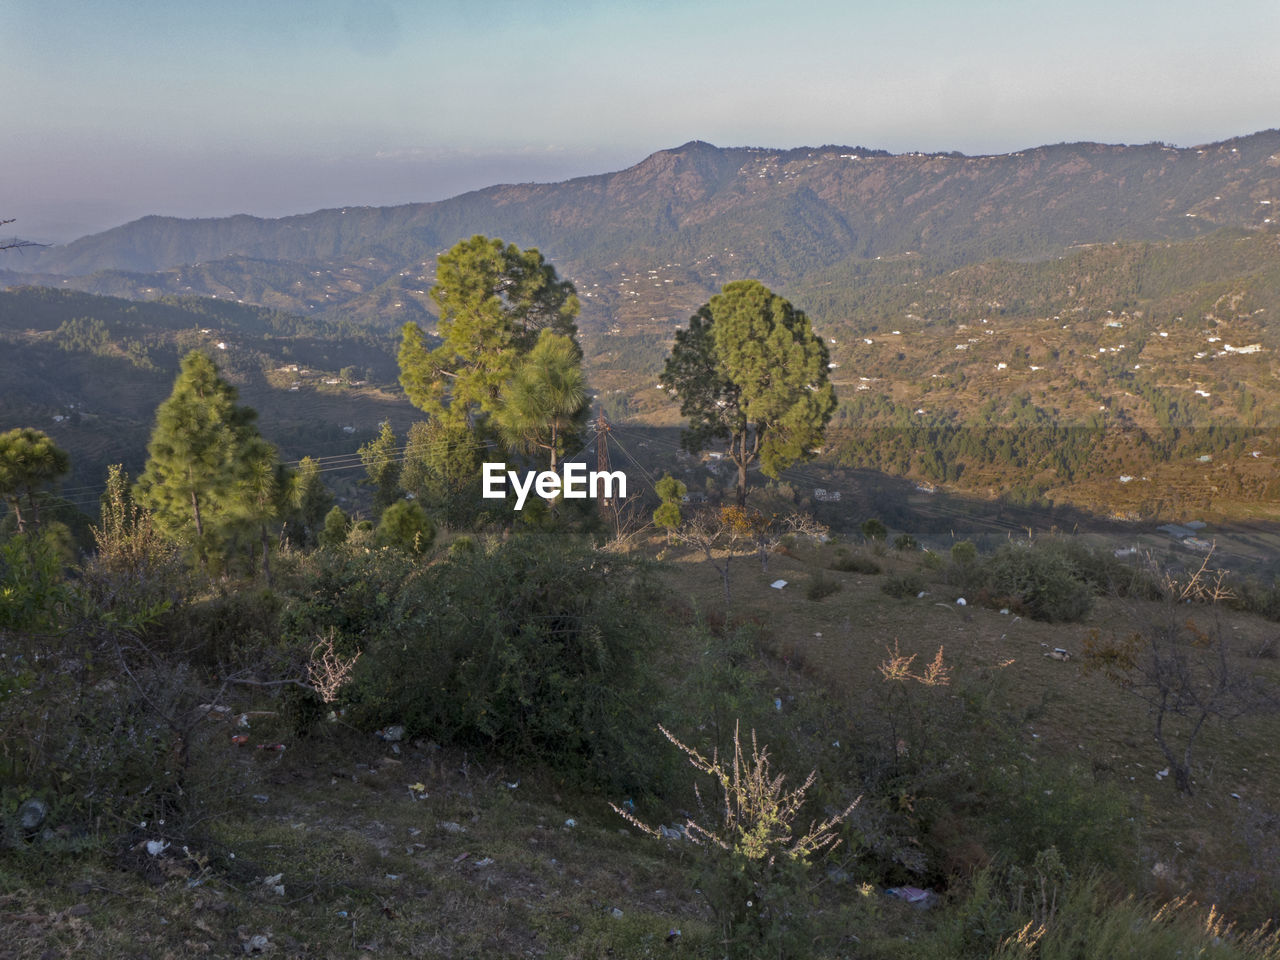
[398,235,580,429]
[662,280,835,504]
[375,500,436,554]
[494,330,589,470]
[359,420,403,517]
[653,472,687,540]
[0,427,70,535]
[400,418,485,529]
[319,505,351,548]
[286,456,334,548]
[136,350,285,568]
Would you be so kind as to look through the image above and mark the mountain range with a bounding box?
[5,131,1280,331]
[5,131,1280,526]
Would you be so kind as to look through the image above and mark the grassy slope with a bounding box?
[4,536,1278,958]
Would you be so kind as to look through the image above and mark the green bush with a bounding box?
[881,572,926,599]
[317,505,350,547]
[0,530,70,632]
[374,500,436,554]
[829,546,881,574]
[448,534,477,557]
[950,540,978,566]
[806,570,842,600]
[985,542,1093,623]
[342,535,668,790]
[922,866,1278,960]
[1046,538,1160,600]
[893,533,918,551]
[277,542,416,647]
[861,518,887,542]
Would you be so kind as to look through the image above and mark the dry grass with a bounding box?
[655,534,1280,917]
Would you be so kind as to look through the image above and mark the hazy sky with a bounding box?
[4,0,1278,242]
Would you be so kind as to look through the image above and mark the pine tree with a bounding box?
[319,505,351,547]
[287,456,333,547]
[136,351,281,567]
[400,419,484,529]
[398,235,580,430]
[663,280,835,505]
[0,427,70,534]
[494,330,588,471]
[653,472,687,542]
[359,420,402,517]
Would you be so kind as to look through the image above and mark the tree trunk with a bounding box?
[25,492,41,531]
[260,523,274,587]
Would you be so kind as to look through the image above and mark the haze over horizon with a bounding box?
[5,0,1278,243]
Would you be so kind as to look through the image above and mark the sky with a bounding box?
[3,0,1279,242]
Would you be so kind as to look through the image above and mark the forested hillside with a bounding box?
[6,132,1280,335]
[0,287,415,496]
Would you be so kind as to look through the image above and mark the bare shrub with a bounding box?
[613,721,858,957]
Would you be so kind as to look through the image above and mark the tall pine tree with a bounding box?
[136,351,285,568]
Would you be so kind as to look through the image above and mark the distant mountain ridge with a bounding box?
[10,131,1280,287]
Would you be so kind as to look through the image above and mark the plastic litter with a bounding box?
[145,839,169,857]
[955,597,967,606]
[252,794,269,804]
[473,857,494,867]
[376,725,405,742]
[564,818,577,828]
[439,821,465,833]
[774,697,783,711]
[770,579,787,589]
[666,929,682,943]
[886,886,933,905]
[610,907,624,919]
[230,735,249,746]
